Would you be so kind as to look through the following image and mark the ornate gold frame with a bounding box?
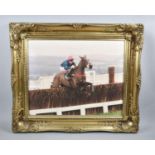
[10,23,144,133]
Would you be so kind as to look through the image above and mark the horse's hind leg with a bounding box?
[50,82,53,88]
[52,77,59,88]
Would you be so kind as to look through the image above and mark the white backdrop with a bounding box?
[0,15,155,139]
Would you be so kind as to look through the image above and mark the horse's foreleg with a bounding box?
[85,82,94,92]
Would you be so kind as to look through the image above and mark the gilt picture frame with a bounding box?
[10,23,144,132]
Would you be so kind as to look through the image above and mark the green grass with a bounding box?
[96,110,122,117]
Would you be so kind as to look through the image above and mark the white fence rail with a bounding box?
[30,100,122,115]
[29,71,123,90]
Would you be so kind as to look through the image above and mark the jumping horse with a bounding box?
[51,56,93,92]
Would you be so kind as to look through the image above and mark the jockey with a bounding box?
[60,56,76,79]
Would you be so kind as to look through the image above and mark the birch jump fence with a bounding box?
[29,67,123,115]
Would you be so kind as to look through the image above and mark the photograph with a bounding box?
[28,40,124,117]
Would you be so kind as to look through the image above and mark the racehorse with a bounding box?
[51,56,93,91]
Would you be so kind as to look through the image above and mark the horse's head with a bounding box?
[79,56,93,69]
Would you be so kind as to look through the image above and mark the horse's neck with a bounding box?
[75,62,85,74]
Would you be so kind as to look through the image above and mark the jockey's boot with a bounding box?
[65,69,72,79]
[64,74,69,79]
[67,72,72,78]
[65,72,71,80]
[68,68,75,77]
[65,68,75,80]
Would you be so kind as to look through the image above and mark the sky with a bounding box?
[28,40,124,77]
[28,40,124,58]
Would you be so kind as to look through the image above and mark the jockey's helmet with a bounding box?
[67,56,73,61]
